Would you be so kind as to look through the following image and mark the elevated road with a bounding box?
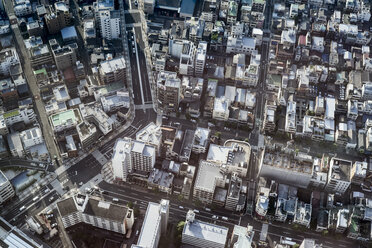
[0,159,51,171]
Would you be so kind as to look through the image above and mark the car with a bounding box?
[79,182,83,186]
[134,0,138,6]
[193,209,200,213]
[212,215,219,220]
[179,206,184,209]
[133,48,136,53]
[46,214,54,219]
[112,198,119,202]
[44,188,50,194]
[85,187,92,193]
[19,206,26,211]
[49,196,55,202]
[135,230,139,236]
[51,223,58,228]
[221,216,228,221]
[205,208,211,212]
[33,196,39,202]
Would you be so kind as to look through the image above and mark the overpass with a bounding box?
[0,159,52,171]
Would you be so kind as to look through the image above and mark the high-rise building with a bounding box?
[325,157,355,194]
[135,199,169,248]
[194,41,207,76]
[98,10,120,40]
[143,0,155,14]
[0,170,15,204]
[51,42,78,71]
[112,138,156,182]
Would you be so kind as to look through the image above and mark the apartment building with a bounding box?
[51,43,77,71]
[14,0,32,17]
[19,127,43,150]
[49,109,82,133]
[98,10,120,40]
[225,174,242,211]
[143,0,155,14]
[29,43,54,68]
[179,41,196,76]
[93,0,115,26]
[0,171,15,204]
[0,48,19,76]
[226,37,255,54]
[135,199,169,248]
[7,132,24,158]
[45,2,73,34]
[230,224,254,247]
[79,104,113,135]
[157,71,181,112]
[98,57,126,84]
[57,193,134,234]
[101,91,130,112]
[192,127,210,154]
[76,122,99,149]
[182,210,228,248]
[111,138,156,182]
[285,96,297,134]
[136,122,162,156]
[325,157,355,194]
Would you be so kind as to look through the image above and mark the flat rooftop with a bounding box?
[183,219,228,246]
[194,160,225,192]
[137,202,161,247]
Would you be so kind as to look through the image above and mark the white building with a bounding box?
[101,91,130,112]
[79,104,113,135]
[136,199,169,248]
[0,48,19,76]
[312,36,325,53]
[136,122,162,155]
[0,171,15,204]
[7,132,24,158]
[53,84,71,102]
[285,97,296,133]
[194,41,207,76]
[14,0,33,17]
[230,224,254,247]
[3,108,36,126]
[325,157,355,194]
[57,193,134,234]
[111,138,156,182]
[98,10,120,40]
[19,127,43,150]
[213,97,230,121]
[192,127,210,154]
[226,36,255,55]
[182,210,228,248]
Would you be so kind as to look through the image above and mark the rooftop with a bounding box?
[99,57,126,74]
[137,202,163,247]
[183,218,228,246]
[194,160,225,193]
[136,122,162,148]
[50,109,81,128]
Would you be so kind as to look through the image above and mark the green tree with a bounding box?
[215,132,221,139]
[127,201,134,209]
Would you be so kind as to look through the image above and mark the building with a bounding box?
[0,48,19,76]
[258,148,314,189]
[53,84,71,102]
[192,127,210,154]
[50,109,82,133]
[193,160,226,205]
[285,97,296,133]
[98,57,126,84]
[157,71,181,112]
[76,121,99,148]
[0,217,43,248]
[0,170,15,204]
[98,10,120,40]
[79,104,114,135]
[325,157,355,194]
[3,108,36,126]
[51,44,77,71]
[14,0,32,17]
[29,43,54,68]
[135,199,169,248]
[194,41,207,76]
[19,127,43,150]
[101,91,130,112]
[7,132,24,158]
[225,174,242,211]
[148,169,174,194]
[136,122,162,155]
[111,138,156,182]
[226,37,255,54]
[57,193,134,234]
[143,0,155,14]
[229,224,254,248]
[213,97,230,121]
[182,210,228,248]
[45,2,73,34]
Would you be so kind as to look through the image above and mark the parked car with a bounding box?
[19,206,26,211]
[212,215,219,220]
[179,206,184,209]
[221,216,228,221]
[51,223,57,228]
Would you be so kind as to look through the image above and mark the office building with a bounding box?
[285,96,296,133]
[325,157,355,194]
[98,57,126,84]
[99,10,120,40]
[192,127,210,154]
[0,48,19,76]
[0,217,43,248]
[93,0,115,25]
[79,104,114,135]
[112,138,156,182]
[57,193,134,234]
[14,0,32,17]
[182,210,228,248]
[225,174,242,211]
[157,71,181,112]
[101,91,130,112]
[29,43,54,68]
[7,132,24,158]
[51,44,77,71]
[0,170,15,204]
[76,121,99,148]
[143,0,155,14]
[135,199,169,248]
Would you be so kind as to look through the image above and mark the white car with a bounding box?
[179,206,184,209]
[79,182,83,186]
[51,223,58,228]
[19,206,26,211]
[212,215,219,220]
